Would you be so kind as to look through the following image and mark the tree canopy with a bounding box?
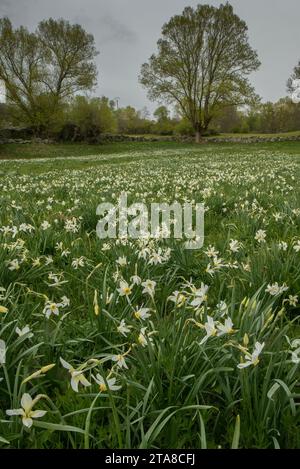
[140,2,260,141]
[0,17,98,132]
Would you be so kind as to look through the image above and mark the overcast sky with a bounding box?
[1,0,299,114]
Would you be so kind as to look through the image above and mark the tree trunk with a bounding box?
[195,130,202,143]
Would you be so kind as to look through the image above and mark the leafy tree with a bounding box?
[212,106,242,133]
[154,105,169,123]
[140,2,260,142]
[0,17,98,133]
[153,106,176,135]
[115,106,153,134]
[287,60,300,92]
[66,96,116,141]
[287,60,300,107]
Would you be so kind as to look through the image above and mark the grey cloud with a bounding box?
[97,15,137,44]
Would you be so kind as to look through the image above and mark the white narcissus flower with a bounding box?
[112,354,128,369]
[0,287,6,300]
[117,280,132,297]
[116,256,127,266]
[43,301,60,319]
[71,257,85,269]
[60,357,91,393]
[148,250,163,265]
[190,283,209,308]
[293,240,300,253]
[265,283,289,296]
[61,296,70,307]
[117,320,131,337]
[134,306,151,321]
[255,230,267,243]
[41,221,51,231]
[32,257,41,267]
[237,342,265,369]
[229,239,241,253]
[291,348,300,364]
[94,374,122,392]
[8,259,20,271]
[206,263,214,276]
[289,340,300,364]
[137,327,154,348]
[6,393,47,428]
[242,262,251,272]
[288,295,298,307]
[138,328,148,347]
[16,325,33,338]
[130,274,142,285]
[278,241,288,251]
[200,316,217,345]
[141,279,156,296]
[217,317,235,336]
[43,298,68,319]
[205,246,219,258]
[168,291,186,307]
[216,301,228,316]
[44,256,53,265]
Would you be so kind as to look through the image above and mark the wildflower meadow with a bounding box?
[0,143,299,449]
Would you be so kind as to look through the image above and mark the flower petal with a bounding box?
[6,408,24,416]
[60,357,72,370]
[21,393,33,413]
[22,417,33,428]
[71,376,79,392]
[31,410,47,419]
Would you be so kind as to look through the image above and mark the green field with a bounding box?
[208,131,300,139]
[1,139,300,162]
[0,141,300,449]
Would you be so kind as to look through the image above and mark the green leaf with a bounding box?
[33,421,85,434]
[267,382,281,400]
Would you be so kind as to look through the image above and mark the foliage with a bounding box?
[211,99,300,134]
[140,2,260,140]
[61,96,117,141]
[115,106,153,135]
[0,17,98,134]
[287,59,300,93]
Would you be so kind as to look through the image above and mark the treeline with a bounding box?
[1,95,300,140]
[0,11,300,142]
[214,98,300,134]
[0,96,196,139]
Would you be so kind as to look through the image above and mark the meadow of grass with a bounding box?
[1,139,300,162]
[208,130,300,139]
[0,141,299,449]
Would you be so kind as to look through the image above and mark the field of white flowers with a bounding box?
[0,144,299,449]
